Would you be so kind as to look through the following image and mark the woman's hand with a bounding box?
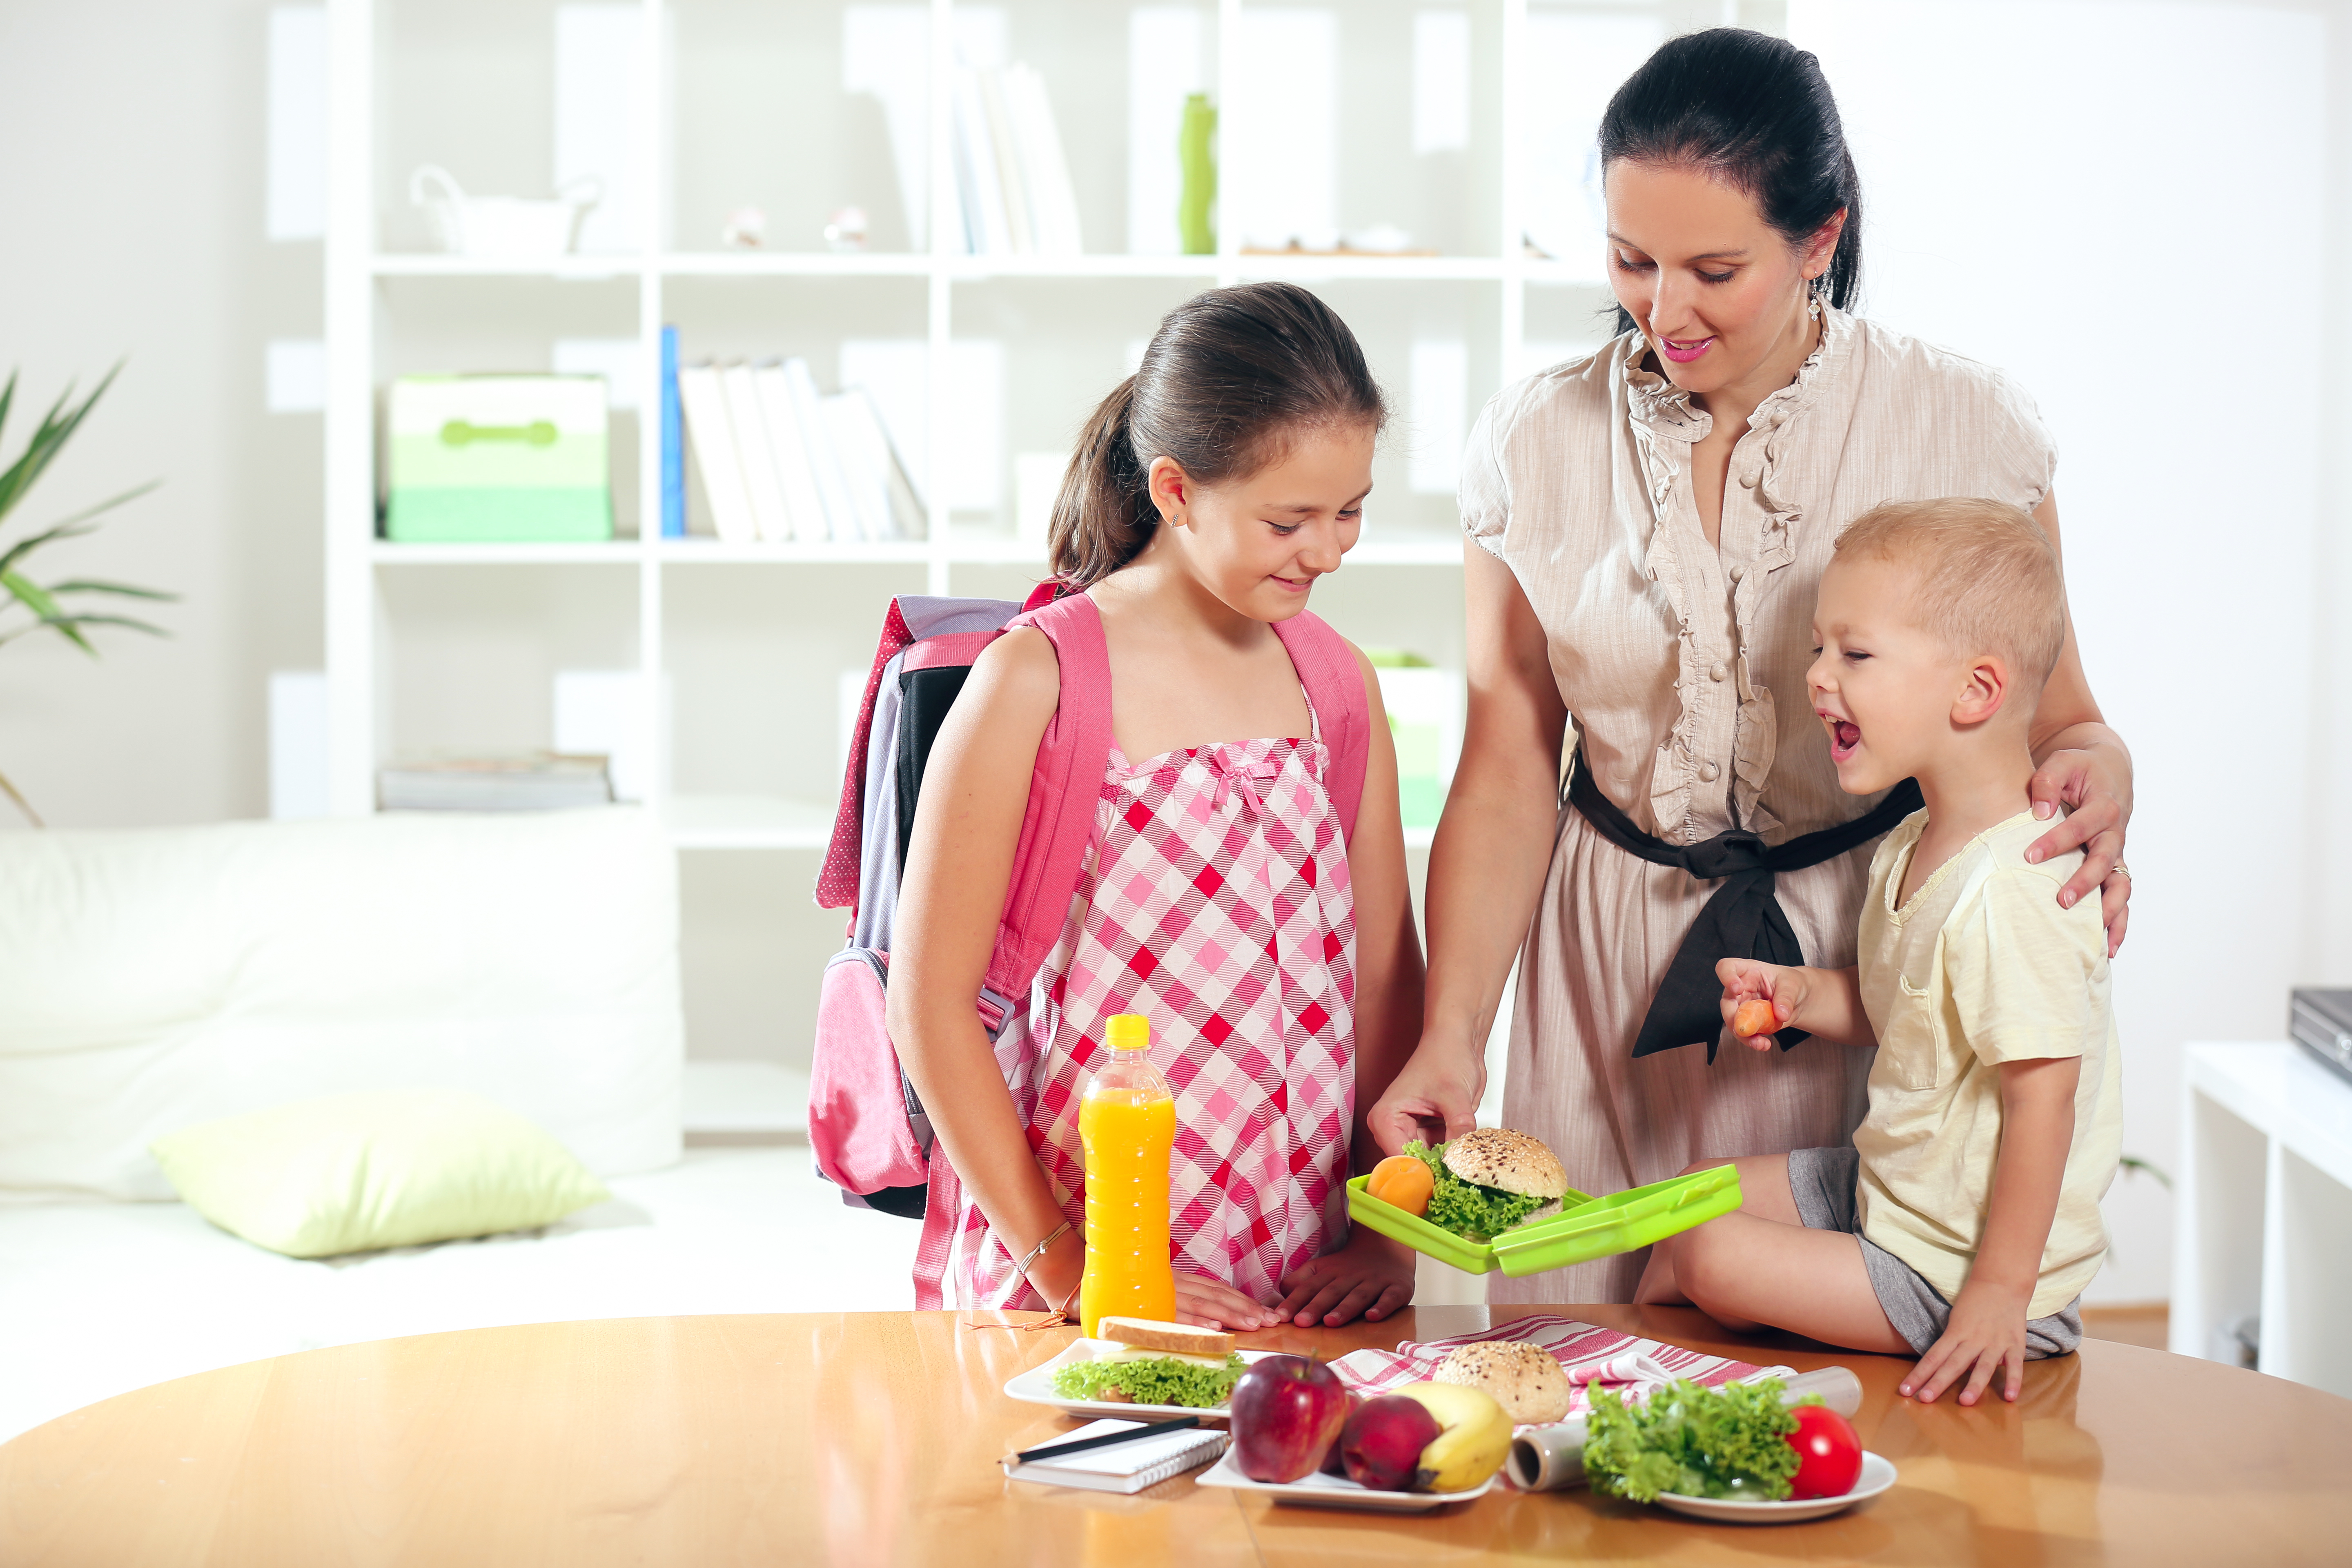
[1271,1230,1417,1328]
[1366,1039,1484,1155]
[2026,744,2133,956]
[1174,1272,1280,1332]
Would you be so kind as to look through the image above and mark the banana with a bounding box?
[1395,1380,1514,1492]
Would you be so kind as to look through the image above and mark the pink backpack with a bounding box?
[808,584,1370,1307]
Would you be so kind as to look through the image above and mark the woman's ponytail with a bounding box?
[1045,281,1385,590]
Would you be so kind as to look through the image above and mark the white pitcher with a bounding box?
[410,165,602,259]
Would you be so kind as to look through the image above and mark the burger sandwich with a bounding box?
[1404,1128,1570,1243]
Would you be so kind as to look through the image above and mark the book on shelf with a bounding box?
[675,363,759,544]
[830,386,926,541]
[659,324,684,538]
[751,361,829,543]
[950,61,1082,257]
[782,356,862,542]
[719,362,793,543]
[676,355,928,544]
[378,753,615,812]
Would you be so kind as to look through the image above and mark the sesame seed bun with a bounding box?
[1441,1128,1568,1201]
[1432,1341,1572,1423]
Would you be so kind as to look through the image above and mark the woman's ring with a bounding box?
[2112,861,2130,880]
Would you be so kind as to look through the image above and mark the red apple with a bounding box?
[1229,1356,1352,1483]
[1319,1392,1360,1476]
[1339,1395,1444,1492]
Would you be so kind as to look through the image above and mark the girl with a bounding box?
[888,282,1423,1330]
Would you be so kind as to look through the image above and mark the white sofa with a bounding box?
[0,810,915,1443]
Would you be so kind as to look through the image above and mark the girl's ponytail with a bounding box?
[1048,375,1154,588]
[1046,281,1386,590]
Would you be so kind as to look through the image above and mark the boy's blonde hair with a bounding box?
[1832,497,2067,688]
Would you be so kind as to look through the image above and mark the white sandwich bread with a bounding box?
[1431,1340,1573,1424]
[1441,1127,1570,1221]
[1095,1317,1237,1368]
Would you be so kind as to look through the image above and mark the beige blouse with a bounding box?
[1465,304,2057,847]
[1459,305,2060,1303]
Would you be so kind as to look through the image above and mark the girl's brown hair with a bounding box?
[1047,281,1387,588]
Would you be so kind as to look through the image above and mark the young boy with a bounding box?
[1634,497,2122,1407]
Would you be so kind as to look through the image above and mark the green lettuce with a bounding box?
[1051,1352,1247,1409]
[1582,1378,1812,1502]
[1403,1140,1548,1241]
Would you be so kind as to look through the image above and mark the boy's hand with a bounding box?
[1717,958,1802,1050]
[1902,1277,2031,1405]
[1272,1229,1415,1327]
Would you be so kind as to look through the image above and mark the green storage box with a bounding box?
[385,374,612,543]
[1346,1163,1742,1277]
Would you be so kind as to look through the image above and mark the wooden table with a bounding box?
[6,1305,2349,1566]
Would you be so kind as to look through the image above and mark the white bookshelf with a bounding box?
[321,0,1642,1032]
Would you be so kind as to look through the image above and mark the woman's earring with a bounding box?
[1806,275,1823,321]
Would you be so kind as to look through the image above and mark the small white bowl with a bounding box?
[1653,1450,1897,1523]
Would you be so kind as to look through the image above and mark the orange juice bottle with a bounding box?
[1078,1013,1177,1337]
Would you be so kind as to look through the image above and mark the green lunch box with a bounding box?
[1345,1163,1743,1278]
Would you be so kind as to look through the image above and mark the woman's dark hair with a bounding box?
[1598,27,1862,337]
[1049,281,1386,588]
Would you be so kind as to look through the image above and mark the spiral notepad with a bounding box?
[1000,1420,1229,1494]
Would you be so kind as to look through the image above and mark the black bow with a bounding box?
[1566,753,1921,1062]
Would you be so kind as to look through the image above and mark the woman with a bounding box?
[1369,28,2134,1304]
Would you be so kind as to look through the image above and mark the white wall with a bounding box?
[1790,0,2344,1301]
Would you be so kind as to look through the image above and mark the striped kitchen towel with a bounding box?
[1328,1315,1793,1417]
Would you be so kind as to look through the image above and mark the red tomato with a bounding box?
[1786,1405,1863,1499]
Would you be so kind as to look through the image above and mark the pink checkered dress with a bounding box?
[944,707,1358,1312]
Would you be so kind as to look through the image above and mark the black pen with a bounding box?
[1011,1417,1203,1465]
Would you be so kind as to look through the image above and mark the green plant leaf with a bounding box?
[1,570,93,654]
[0,520,97,579]
[43,612,169,637]
[45,578,179,602]
[0,363,123,524]
[24,478,161,538]
[0,370,16,452]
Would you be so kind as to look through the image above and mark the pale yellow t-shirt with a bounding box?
[1851,809,2122,1318]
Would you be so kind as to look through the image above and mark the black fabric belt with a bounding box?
[1565,749,1922,1063]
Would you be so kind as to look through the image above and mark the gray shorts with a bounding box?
[1787,1146,2081,1359]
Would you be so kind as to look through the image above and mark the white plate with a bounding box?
[1002,1340,1284,1421]
[1653,1450,1897,1523]
[1193,1451,1500,1512]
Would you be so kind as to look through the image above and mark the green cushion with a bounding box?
[149,1089,612,1259]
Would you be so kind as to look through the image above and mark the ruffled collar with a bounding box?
[1621,304,1855,442]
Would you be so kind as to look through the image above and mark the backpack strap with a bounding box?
[981,592,1114,1004]
[1272,610,1370,844]
[817,597,918,911]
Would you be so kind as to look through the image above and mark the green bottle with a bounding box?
[1178,93,1216,256]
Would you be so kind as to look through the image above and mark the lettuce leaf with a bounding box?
[1582,1378,1809,1502]
[1051,1353,1247,1409]
[1403,1140,1547,1242]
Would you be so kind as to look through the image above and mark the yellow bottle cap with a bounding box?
[1104,1015,1149,1051]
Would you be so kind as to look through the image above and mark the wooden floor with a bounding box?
[2081,1303,2167,1350]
